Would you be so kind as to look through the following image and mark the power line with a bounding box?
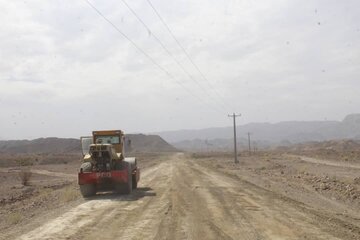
[145,0,232,108]
[120,0,229,111]
[83,0,225,114]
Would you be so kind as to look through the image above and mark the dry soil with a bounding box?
[1,152,359,239]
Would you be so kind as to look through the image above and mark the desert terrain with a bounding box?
[2,0,359,239]
[0,146,359,240]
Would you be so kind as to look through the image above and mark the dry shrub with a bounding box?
[60,186,79,202]
[19,168,32,186]
[8,212,22,225]
[15,158,33,166]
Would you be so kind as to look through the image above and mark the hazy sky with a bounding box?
[0,0,359,139]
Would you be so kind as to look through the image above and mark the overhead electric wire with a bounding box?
[83,0,225,114]
[120,0,229,111]
[145,0,232,108]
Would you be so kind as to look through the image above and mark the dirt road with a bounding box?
[17,153,358,240]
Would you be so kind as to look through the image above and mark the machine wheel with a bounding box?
[80,184,96,197]
[132,174,137,189]
[115,163,132,194]
[123,163,132,194]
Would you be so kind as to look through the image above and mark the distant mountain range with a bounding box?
[1,114,359,153]
[0,134,177,154]
[155,114,360,151]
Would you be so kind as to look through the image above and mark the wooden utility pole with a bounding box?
[228,113,241,163]
[247,132,251,155]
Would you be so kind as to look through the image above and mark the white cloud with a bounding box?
[0,0,359,139]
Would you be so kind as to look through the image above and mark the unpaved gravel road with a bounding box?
[17,153,358,240]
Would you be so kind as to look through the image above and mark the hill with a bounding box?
[125,134,178,153]
[156,114,360,150]
[0,134,177,154]
[0,138,80,154]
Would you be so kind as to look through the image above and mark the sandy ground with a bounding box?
[290,154,360,169]
[2,152,358,240]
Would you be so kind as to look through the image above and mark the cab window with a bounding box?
[95,136,121,144]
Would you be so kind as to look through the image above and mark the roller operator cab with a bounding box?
[78,130,140,197]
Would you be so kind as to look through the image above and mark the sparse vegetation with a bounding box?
[18,168,32,186]
[60,186,79,202]
[15,158,33,166]
[7,212,22,225]
[191,152,233,159]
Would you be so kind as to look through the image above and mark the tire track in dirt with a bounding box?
[190,160,358,239]
[17,159,169,240]
[77,160,174,240]
[157,158,349,239]
[17,153,358,239]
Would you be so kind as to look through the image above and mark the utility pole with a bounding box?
[247,132,251,155]
[228,113,241,163]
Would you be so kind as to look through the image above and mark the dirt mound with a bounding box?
[125,134,178,153]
